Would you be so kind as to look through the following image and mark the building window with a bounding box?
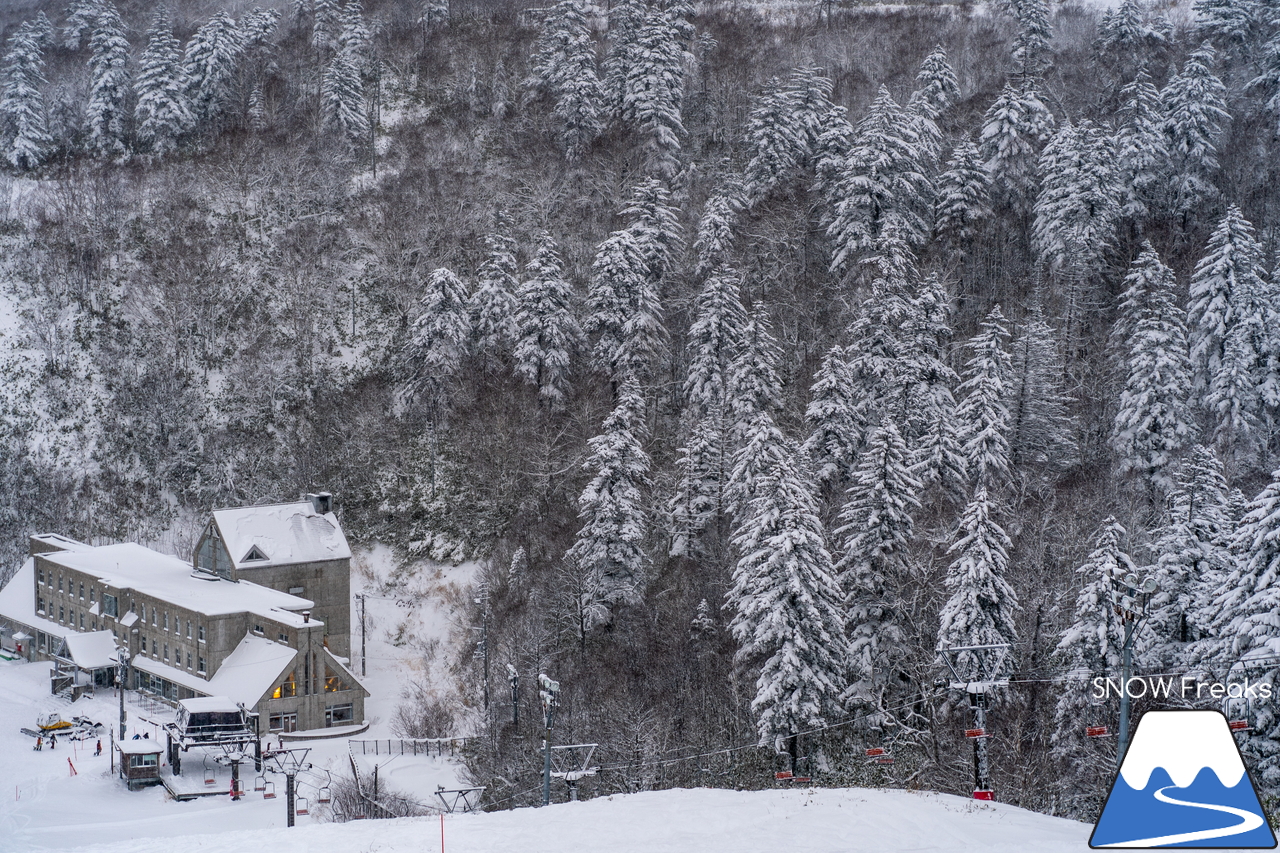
[58,576,63,593]
[253,625,264,635]
[186,652,192,670]
[37,597,44,615]
[198,625,205,643]
[129,753,158,768]
[37,569,43,585]
[140,637,146,654]
[325,704,354,727]
[197,657,206,675]
[324,665,352,693]
[186,621,192,639]
[92,620,97,631]
[278,633,288,644]
[162,612,168,631]
[163,644,169,662]
[79,612,84,630]
[59,605,64,623]
[272,672,298,699]
[268,712,298,733]
[102,594,117,618]
[78,582,84,600]
[89,587,95,603]
[151,607,156,626]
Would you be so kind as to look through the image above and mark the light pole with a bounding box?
[356,593,367,678]
[539,674,559,807]
[1109,572,1158,769]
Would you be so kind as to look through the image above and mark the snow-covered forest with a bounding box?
[1,0,1280,824]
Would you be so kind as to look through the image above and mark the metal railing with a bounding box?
[349,737,472,757]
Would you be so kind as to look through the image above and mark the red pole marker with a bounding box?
[68,759,77,776]
[440,813,445,853]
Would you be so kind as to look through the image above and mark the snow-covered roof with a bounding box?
[60,630,118,669]
[179,697,240,715]
[117,739,164,755]
[132,633,298,707]
[211,502,351,570]
[30,533,92,553]
[0,558,67,639]
[40,543,318,628]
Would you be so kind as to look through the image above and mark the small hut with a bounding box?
[118,739,164,791]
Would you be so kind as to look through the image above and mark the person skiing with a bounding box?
[49,733,56,749]
[95,739,102,756]
[34,736,42,751]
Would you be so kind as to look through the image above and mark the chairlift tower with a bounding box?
[539,674,559,807]
[939,643,1011,800]
[261,746,312,827]
[550,743,599,801]
[1108,572,1157,769]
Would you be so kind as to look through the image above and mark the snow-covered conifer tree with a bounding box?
[979,82,1054,195]
[934,140,991,245]
[585,229,647,379]
[1210,471,1280,790]
[1151,445,1232,669]
[420,0,449,32]
[1007,303,1075,469]
[322,24,369,144]
[601,0,644,119]
[1112,245,1193,493]
[1032,120,1119,276]
[1193,0,1259,48]
[135,9,193,155]
[85,1,130,157]
[619,177,682,286]
[63,0,103,50]
[526,0,604,161]
[0,15,54,171]
[1187,206,1264,403]
[825,86,932,274]
[619,4,691,175]
[469,226,520,358]
[725,309,787,520]
[183,12,245,130]
[1115,71,1170,222]
[694,191,742,276]
[937,485,1019,675]
[513,234,583,405]
[742,67,832,205]
[727,444,846,761]
[566,375,651,629]
[1094,0,1169,53]
[802,344,859,491]
[406,267,472,394]
[908,46,959,122]
[955,306,1012,492]
[1160,43,1230,220]
[835,419,921,709]
[1051,518,1143,792]
[1009,0,1052,79]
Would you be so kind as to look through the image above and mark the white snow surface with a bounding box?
[57,786,1092,853]
[60,631,119,669]
[213,503,351,570]
[1119,710,1247,790]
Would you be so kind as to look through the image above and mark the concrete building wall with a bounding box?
[233,558,351,658]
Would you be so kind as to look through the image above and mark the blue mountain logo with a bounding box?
[1091,710,1277,848]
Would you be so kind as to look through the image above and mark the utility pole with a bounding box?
[117,648,130,741]
[356,593,367,677]
[475,586,490,711]
[1109,572,1158,769]
[539,674,559,807]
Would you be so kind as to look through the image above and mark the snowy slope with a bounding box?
[57,787,1092,853]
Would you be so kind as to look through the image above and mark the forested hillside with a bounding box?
[1,0,1279,822]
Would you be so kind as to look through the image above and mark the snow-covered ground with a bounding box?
[49,786,1093,853]
[0,547,475,852]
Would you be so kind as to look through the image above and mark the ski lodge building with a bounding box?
[0,494,367,735]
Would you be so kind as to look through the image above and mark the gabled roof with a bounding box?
[132,633,298,707]
[210,502,351,571]
[60,630,118,669]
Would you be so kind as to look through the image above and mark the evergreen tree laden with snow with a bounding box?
[1151,445,1233,669]
[742,67,833,206]
[1051,517,1145,807]
[1115,71,1171,223]
[727,444,847,757]
[618,4,691,176]
[85,1,130,158]
[1211,470,1280,793]
[937,485,1019,677]
[566,375,651,629]
[693,190,742,276]
[802,343,860,492]
[934,140,991,246]
[526,0,604,161]
[824,86,933,275]
[183,12,246,131]
[406,267,471,393]
[0,15,53,172]
[1094,0,1169,54]
[469,226,520,359]
[322,31,369,144]
[585,229,649,380]
[1008,302,1075,470]
[979,82,1054,196]
[1032,120,1119,277]
[135,9,193,156]
[955,306,1013,493]
[1112,245,1193,493]
[513,233,583,406]
[725,309,787,520]
[835,419,921,710]
[1160,43,1230,222]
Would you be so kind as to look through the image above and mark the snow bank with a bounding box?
[59,786,1091,853]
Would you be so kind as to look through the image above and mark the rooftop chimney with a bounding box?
[306,492,333,514]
